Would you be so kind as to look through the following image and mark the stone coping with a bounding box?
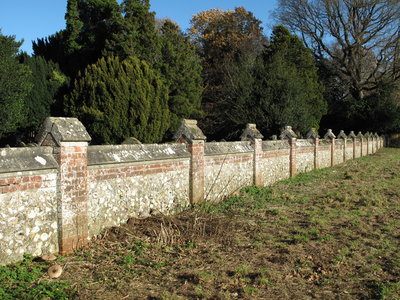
[262,140,290,151]
[88,143,190,166]
[204,141,253,156]
[296,139,315,148]
[0,147,58,174]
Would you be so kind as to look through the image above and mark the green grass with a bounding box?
[0,254,72,299]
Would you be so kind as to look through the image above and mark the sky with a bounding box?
[0,0,278,54]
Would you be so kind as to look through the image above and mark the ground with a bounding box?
[1,148,399,299]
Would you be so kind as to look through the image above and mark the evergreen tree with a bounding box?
[157,20,203,135]
[19,55,68,138]
[66,56,170,144]
[104,0,159,64]
[34,0,121,78]
[0,32,32,140]
[250,25,326,135]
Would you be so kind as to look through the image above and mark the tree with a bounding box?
[274,0,400,101]
[248,25,327,135]
[189,7,267,138]
[19,55,68,138]
[156,19,203,135]
[65,56,170,144]
[34,0,121,78]
[104,0,159,64]
[0,32,32,140]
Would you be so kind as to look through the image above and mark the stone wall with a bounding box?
[345,140,353,161]
[204,142,253,202]
[0,147,59,265]
[334,140,345,165]
[87,144,190,236]
[0,118,385,265]
[262,141,291,185]
[296,140,315,174]
[318,141,331,169]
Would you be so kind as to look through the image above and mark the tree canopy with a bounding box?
[189,7,267,138]
[65,56,170,144]
[0,32,32,140]
[275,0,400,101]
[18,55,68,138]
[250,25,327,135]
[157,19,203,135]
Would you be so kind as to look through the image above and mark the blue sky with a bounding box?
[0,0,278,54]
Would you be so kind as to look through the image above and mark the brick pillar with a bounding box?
[306,128,319,170]
[188,141,205,203]
[173,119,206,204]
[357,132,364,156]
[366,133,370,155]
[337,130,347,162]
[280,126,297,178]
[240,124,264,187]
[314,138,319,169]
[36,117,91,254]
[289,138,297,178]
[324,129,336,167]
[349,131,356,159]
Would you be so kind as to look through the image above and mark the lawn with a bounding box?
[1,148,399,299]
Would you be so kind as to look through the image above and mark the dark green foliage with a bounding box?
[321,79,400,134]
[157,20,203,136]
[66,56,170,144]
[0,32,32,140]
[65,0,84,54]
[190,7,266,139]
[104,0,159,64]
[34,0,121,78]
[250,25,326,135]
[33,31,68,73]
[19,55,68,138]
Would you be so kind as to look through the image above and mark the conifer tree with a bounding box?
[0,32,32,140]
[66,56,170,144]
[250,25,327,135]
[104,0,159,64]
[19,55,68,137]
[157,20,203,135]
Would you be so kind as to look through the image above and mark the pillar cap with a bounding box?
[337,130,347,140]
[324,129,336,140]
[306,128,319,139]
[348,131,357,139]
[280,126,297,140]
[240,123,264,141]
[36,117,91,146]
[357,131,364,138]
[173,119,206,143]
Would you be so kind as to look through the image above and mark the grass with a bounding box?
[1,148,399,299]
[0,254,71,299]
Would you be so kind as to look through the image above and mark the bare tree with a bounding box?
[274,0,400,100]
